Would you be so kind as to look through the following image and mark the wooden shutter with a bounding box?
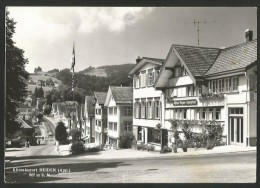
[146,72,149,86]
[133,102,136,118]
[151,100,155,119]
[159,100,162,120]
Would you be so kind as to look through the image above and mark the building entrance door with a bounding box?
[229,117,243,145]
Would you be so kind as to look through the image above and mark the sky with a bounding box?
[8,7,257,73]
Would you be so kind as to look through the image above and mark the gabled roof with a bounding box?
[94,92,107,105]
[85,96,95,117]
[17,117,32,129]
[173,44,220,77]
[110,86,133,104]
[128,57,164,76]
[205,39,257,76]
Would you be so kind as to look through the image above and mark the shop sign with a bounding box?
[173,99,197,106]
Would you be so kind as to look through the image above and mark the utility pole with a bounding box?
[185,20,215,46]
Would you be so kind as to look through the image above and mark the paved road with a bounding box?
[5,151,256,183]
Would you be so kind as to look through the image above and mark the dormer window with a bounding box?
[148,69,154,86]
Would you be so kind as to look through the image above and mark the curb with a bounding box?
[59,149,256,160]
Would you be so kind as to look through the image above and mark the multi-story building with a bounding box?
[17,103,35,121]
[104,86,133,148]
[94,92,107,145]
[154,29,257,147]
[83,95,95,143]
[128,57,167,150]
[51,101,79,130]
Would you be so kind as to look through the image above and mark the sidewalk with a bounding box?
[58,145,256,160]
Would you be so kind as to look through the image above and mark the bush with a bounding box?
[147,144,155,152]
[69,129,81,142]
[119,132,135,149]
[136,143,142,150]
[55,121,68,143]
[160,146,172,154]
[86,146,102,152]
[37,113,43,122]
[206,140,215,150]
[70,141,85,155]
[181,140,189,152]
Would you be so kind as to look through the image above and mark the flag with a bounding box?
[71,44,75,73]
[71,43,75,92]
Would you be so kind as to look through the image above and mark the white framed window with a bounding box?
[135,101,140,118]
[124,122,132,132]
[231,76,239,91]
[183,109,187,119]
[218,79,224,93]
[140,71,146,87]
[224,78,231,92]
[114,123,117,131]
[124,106,132,116]
[135,75,140,88]
[147,101,153,118]
[148,69,154,86]
[197,85,202,96]
[141,100,146,118]
[216,108,221,120]
[208,108,213,120]
[212,80,217,93]
[202,109,206,120]
[113,107,117,115]
[109,107,113,115]
[109,122,113,130]
[171,88,177,98]
[155,100,160,119]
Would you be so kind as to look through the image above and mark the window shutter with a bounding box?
[138,102,141,118]
[146,101,149,119]
[133,102,136,118]
[159,100,162,120]
[146,72,149,86]
[151,100,155,119]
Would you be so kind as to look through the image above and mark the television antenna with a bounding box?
[185,20,215,46]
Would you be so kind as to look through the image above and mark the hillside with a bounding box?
[79,64,135,77]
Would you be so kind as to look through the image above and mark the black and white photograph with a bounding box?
[4,6,257,183]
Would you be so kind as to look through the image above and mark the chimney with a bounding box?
[136,56,142,64]
[245,29,253,42]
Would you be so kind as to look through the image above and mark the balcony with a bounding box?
[199,92,224,100]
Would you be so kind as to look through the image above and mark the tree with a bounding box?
[6,10,29,136]
[38,87,44,98]
[119,132,135,148]
[43,105,52,115]
[37,113,43,122]
[69,129,81,142]
[55,121,68,143]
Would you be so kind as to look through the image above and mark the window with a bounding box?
[155,100,160,119]
[218,79,224,93]
[197,85,202,96]
[148,128,161,144]
[148,69,154,86]
[140,71,146,87]
[208,108,213,120]
[208,82,212,93]
[231,76,239,91]
[187,85,194,96]
[135,101,140,118]
[124,122,132,132]
[171,88,177,98]
[135,75,140,88]
[183,109,187,119]
[216,108,221,120]
[155,69,160,81]
[109,122,113,130]
[202,109,206,120]
[147,100,153,118]
[249,74,257,91]
[124,106,132,116]
[141,100,146,118]
[109,107,113,115]
[114,107,117,115]
[212,80,217,93]
[114,123,117,131]
[224,78,230,92]
[138,127,142,141]
[229,108,243,115]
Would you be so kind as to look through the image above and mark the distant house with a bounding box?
[51,101,79,130]
[37,80,45,87]
[36,98,46,111]
[16,103,34,121]
[94,92,107,145]
[24,96,33,107]
[104,86,133,148]
[83,96,95,143]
